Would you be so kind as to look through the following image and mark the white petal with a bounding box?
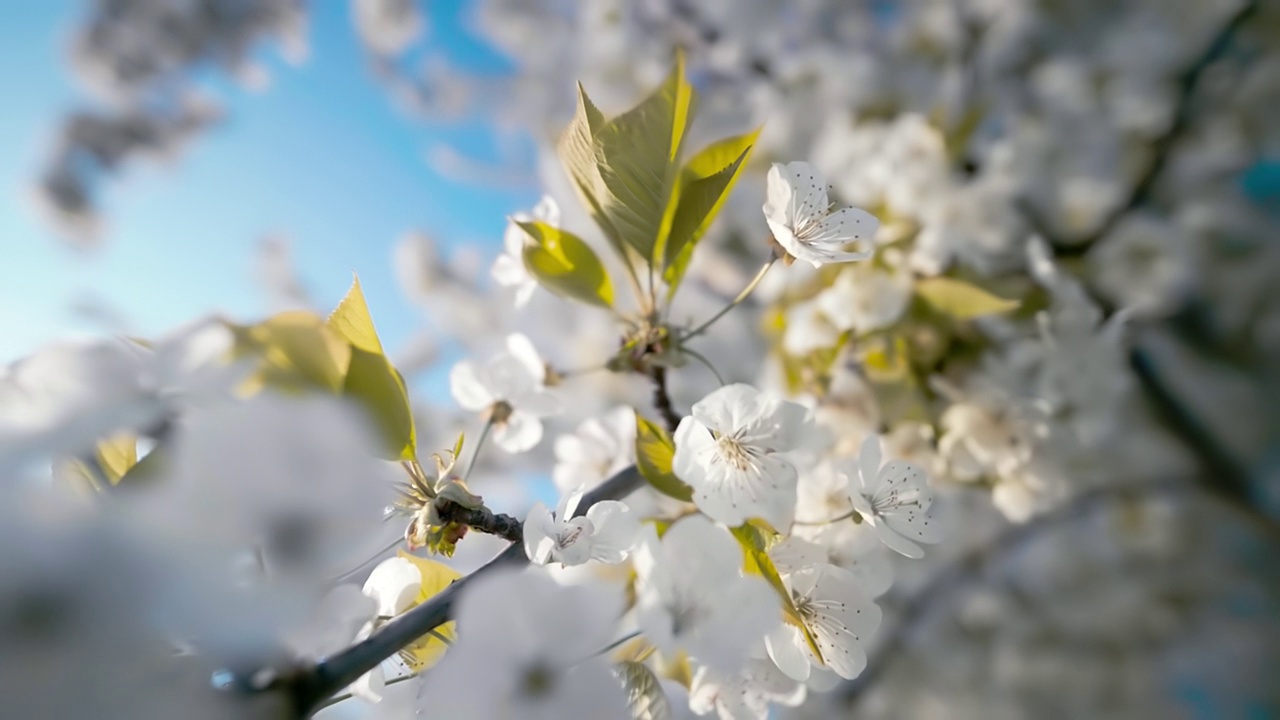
[585,501,640,563]
[672,416,714,486]
[449,360,494,412]
[522,502,557,564]
[348,665,385,704]
[856,435,882,493]
[873,522,925,559]
[491,252,526,288]
[494,411,542,453]
[362,556,422,617]
[765,623,812,681]
[808,566,880,679]
[505,333,545,384]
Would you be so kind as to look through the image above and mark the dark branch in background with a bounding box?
[272,465,645,717]
[649,366,682,433]
[1026,0,1259,256]
[434,499,524,544]
[842,477,1280,709]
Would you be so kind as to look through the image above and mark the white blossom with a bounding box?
[492,195,559,308]
[763,161,879,268]
[523,486,639,567]
[418,568,627,719]
[673,384,810,530]
[633,516,778,672]
[763,563,881,681]
[843,435,940,559]
[552,406,634,492]
[816,265,913,335]
[450,333,560,453]
[688,659,805,720]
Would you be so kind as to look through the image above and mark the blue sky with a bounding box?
[0,1,536,364]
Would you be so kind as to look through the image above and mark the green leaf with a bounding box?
[663,129,760,294]
[397,551,462,672]
[593,54,697,266]
[634,412,693,502]
[730,523,825,663]
[327,276,418,460]
[614,661,674,720]
[915,277,1020,319]
[94,433,138,485]
[518,220,615,309]
[232,311,353,393]
[557,84,625,259]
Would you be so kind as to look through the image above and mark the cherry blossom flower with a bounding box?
[418,568,627,719]
[816,265,913,335]
[673,384,810,530]
[449,333,560,453]
[763,563,881,681]
[632,516,778,672]
[763,161,879,268]
[523,486,639,567]
[492,195,560,308]
[843,435,941,559]
[552,406,634,493]
[688,659,805,720]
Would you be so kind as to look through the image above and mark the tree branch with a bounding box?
[274,465,645,717]
[434,499,524,544]
[1035,0,1258,255]
[649,365,682,434]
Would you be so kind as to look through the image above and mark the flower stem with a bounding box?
[682,257,776,340]
[463,420,493,482]
[792,509,859,526]
[595,630,643,658]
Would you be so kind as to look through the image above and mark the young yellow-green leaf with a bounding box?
[730,523,825,663]
[634,412,693,502]
[592,53,697,265]
[558,83,621,247]
[518,220,615,309]
[327,277,418,461]
[233,311,353,393]
[95,433,138,485]
[397,551,462,672]
[914,277,1019,319]
[615,661,675,720]
[663,129,760,295]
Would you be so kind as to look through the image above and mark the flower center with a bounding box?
[556,524,585,549]
[716,435,755,471]
[521,663,556,697]
[488,400,513,425]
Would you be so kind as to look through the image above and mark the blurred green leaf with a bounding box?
[327,276,417,461]
[615,661,674,720]
[518,220,615,309]
[232,311,353,394]
[915,277,1019,319]
[634,412,693,502]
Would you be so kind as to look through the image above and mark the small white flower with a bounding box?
[816,266,913,335]
[763,161,879,268]
[492,196,560,308]
[763,563,881,681]
[633,515,778,673]
[688,659,805,720]
[523,486,639,567]
[843,435,940,559]
[362,556,422,618]
[449,333,560,453]
[673,384,810,530]
[419,568,627,719]
[552,406,635,493]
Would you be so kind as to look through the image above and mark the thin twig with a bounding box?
[649,365,682,434]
